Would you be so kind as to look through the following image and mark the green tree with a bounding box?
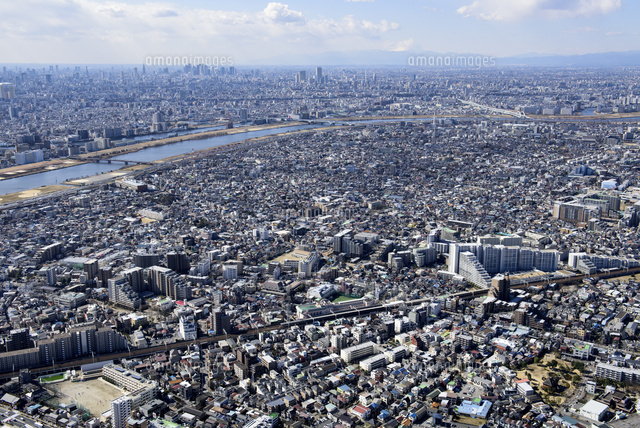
[572,361,585,372]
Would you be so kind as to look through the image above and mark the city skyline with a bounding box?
[0,0,638,65]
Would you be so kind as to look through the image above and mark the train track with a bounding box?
[1,266,637,381]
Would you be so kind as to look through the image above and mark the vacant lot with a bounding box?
[454,415,486,426]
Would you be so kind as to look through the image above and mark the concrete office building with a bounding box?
[490,274,510,301]
[212,309,231,335]
[223,264,238,280]
[179,316,197,341]
[54,292,87,309]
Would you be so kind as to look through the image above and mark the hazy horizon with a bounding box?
[0,0,637,66]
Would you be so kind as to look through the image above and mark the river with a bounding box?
[0,124,317,196]
[3,114,640,196]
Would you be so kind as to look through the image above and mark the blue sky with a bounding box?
[0,0,636,64]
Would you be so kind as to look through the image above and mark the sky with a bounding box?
[0,0,637,65]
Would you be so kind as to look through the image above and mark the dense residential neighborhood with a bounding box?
[1,65,640,428]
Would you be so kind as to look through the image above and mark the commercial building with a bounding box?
[490,274,510,301]
[179,316,197,341]
[580,400,609,422]
[54,292,87,309]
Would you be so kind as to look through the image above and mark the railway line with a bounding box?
[1,266,637,381]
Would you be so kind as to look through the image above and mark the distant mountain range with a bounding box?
[498,51,640,67]
[250,50,640,67]
[8,51,640,68]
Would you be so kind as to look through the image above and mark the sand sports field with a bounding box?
[45,378,125,416]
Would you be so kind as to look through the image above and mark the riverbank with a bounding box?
[0,159,86,181]
[0,123,337,206]
[64,164,149,187]
[73,121,303,161]
[156,123,346,164]
[0,185,72,204]
[5,110,635,185]
[0,121,303,183]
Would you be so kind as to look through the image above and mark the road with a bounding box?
[1,266,638,380]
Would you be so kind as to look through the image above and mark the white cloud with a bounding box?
[261,2,305,24]
[0,1,400,63]
[390,38,415,52]
[154,9,179,18]
[457,0,621,21]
